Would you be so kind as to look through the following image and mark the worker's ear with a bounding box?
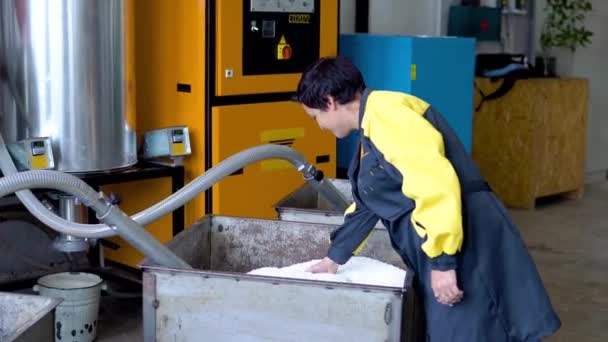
[325,96,338,111]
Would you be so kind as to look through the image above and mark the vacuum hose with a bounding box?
[0,133,349,239]
[0,170,191,269]
[138,144,350,225]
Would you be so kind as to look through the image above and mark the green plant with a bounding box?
[540,0,593,54]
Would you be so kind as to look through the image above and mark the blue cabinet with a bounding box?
[337,34,476,171]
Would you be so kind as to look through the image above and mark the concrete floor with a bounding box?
[95,182,608,341]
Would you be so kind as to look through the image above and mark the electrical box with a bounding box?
[129,0,339,250]
[6,138,55,171]
[338,34,476,171]
[244,0,319,75]
[447,5,502,41]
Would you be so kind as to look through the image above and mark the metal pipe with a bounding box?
[0,170,191,269]
[53,195,90,253]
[307,176,350,212]
[97,205,191,269]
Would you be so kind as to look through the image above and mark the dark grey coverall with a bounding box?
[327,89,561,341]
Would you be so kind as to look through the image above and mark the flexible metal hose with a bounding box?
[134,144,349,225]
[0,169,191,269]
[0,133,114,237]
[1,133,349,238]
[0,170,105,211]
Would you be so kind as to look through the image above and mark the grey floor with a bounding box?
[96,182,608,341]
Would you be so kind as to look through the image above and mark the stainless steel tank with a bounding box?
[0,0,137,173]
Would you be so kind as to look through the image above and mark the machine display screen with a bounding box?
[30,141,47,156]
[251,0,314,13]
[172,129,185,143]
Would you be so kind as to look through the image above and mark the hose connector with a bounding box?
[299,163,324,182]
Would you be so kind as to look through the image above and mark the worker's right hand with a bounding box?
[431,269,464,306]
[306,257,339,274]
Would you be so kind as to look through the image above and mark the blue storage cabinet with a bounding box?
[337,34,476,172]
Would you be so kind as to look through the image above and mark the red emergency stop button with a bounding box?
[282,45,292,60]
[277,35,292,60]
[480,18,489,31]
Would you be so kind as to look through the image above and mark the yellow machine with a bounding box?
[103,0,339,267]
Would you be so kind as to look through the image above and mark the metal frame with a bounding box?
[142,266,413,341]
[142,271,157,342]
[139,215,423,341]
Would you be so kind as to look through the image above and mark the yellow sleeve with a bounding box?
[344,202,356,216]
[365,97,463,258]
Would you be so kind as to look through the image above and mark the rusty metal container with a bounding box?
[140,216,422,342]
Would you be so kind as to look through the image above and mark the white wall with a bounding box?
[341,0,531,55]
[339,0,449,35]
[573,1,608,177]
[535,0,608,178]
[339,0,356,33]
[368,0,443,36]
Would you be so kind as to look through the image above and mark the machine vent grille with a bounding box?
[269,139,295,147]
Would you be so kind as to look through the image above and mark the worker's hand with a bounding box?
[306,257,339,274]
[431,269,463,306]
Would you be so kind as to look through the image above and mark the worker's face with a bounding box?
[302,97,353,138]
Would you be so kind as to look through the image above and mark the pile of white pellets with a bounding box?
[248,256,406,287]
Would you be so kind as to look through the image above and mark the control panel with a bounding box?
[243,0,321,75]
[6,137,55,170]
[142,126,192,160]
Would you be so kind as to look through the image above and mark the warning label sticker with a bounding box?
[277,35,292,60]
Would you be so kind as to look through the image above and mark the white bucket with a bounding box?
[34,272,105,342]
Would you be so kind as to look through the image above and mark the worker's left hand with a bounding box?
[431,269,463,306]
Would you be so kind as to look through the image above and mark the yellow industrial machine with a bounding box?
[103,0,339,267]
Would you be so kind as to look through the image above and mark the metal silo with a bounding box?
[0,0,137,173]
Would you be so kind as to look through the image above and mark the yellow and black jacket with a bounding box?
[328,89,480,269]
[327,89,560,342]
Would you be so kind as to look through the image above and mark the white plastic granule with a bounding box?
[247,256,406,288]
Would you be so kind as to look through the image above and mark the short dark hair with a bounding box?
[292,56,365,110]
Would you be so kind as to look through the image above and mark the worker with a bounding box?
[292,56,561,342]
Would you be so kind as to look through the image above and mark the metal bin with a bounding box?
[274,178,385,228]
[141,215,422,342]
[0,292,62,342]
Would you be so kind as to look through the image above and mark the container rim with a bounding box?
[36,272,103,290]
[141,265,413,294]
[0,292,63,342]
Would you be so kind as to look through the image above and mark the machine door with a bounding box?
[211,101,335,219]
[215,0,338,96]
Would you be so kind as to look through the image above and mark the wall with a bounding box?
[535,0,608,179]
[339,0,448,35]
[340,0,533,55]
[368,0,442,36]
[339,0,356,34]
[575,0,608,178]
[340,0,444,36]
